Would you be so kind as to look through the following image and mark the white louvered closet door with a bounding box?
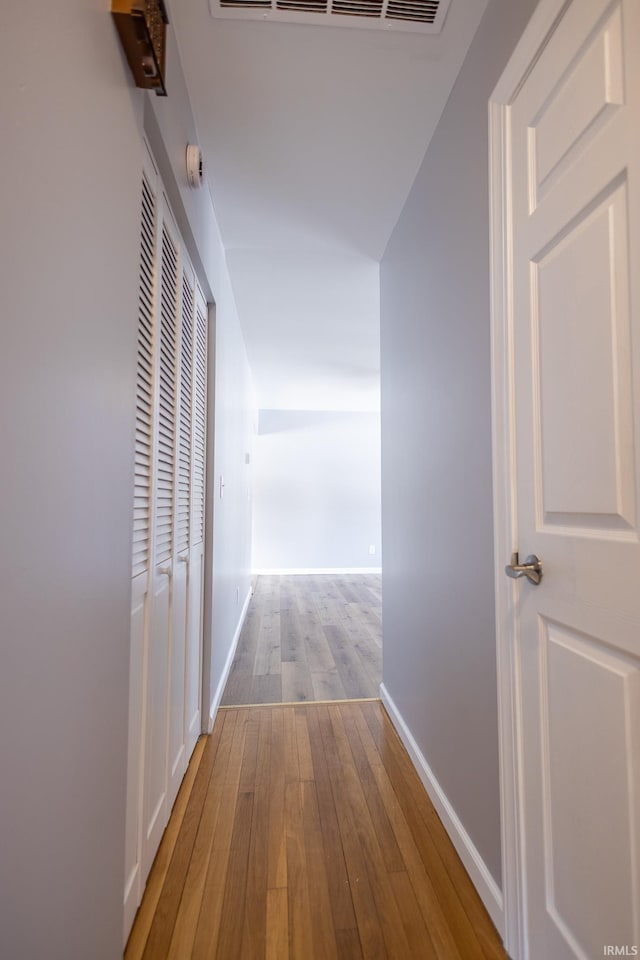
[185,285,208,755]
[166,257,196,809]
[124,147,211,946]
[142,196,181,883]
[124,156,157,939]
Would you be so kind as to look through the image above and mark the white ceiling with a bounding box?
[170,0,488,410]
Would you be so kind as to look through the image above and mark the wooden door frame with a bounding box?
[488,2,571,957]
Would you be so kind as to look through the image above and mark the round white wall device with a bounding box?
[186,144,204,189]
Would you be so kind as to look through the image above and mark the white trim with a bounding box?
[207,586,252,731]
[252,567,382,576]
[489,3,569,958]
[379,684,504,936]
[489,95,526,960]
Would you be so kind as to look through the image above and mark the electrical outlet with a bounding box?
[368,545,376,555]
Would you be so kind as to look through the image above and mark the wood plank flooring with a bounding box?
[222,575,382,705]
[126,701,507,960]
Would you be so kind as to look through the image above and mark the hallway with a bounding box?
[125,700,506,959]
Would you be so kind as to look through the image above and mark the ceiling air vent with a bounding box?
[211,0,450,33]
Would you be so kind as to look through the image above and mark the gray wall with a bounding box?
[380,0,537,888]
[208,306,255,711]
[252,410,381,571]
[0,3,141,957]
[0,3,254,956]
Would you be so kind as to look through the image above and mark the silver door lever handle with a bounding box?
[505,552,542,585]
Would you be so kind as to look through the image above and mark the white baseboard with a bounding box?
[208,586,252,732]
[252,567,382,576]
[379,683,505,937]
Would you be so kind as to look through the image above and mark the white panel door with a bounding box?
[507,1,640,957]
[142,202,181,881]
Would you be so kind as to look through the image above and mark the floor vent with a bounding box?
[211,0,450,33]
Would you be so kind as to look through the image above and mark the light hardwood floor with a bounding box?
[125,701,507,960]
[221,575,383,705]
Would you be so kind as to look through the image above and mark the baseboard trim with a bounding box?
[208,586,252,732]
[252,567,382,576]
[379,682,505,937]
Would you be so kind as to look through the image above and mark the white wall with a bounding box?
[252,410,381,572]
[380,0,538,897]
[0,3,254,956]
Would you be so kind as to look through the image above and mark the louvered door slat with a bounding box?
[176,272,194,555]
[138,320,153,352]
[132,172,157,579]
[154,221,179,566]
[137,403,152,425]
[137,409,152,428]
[192,293,207,546]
